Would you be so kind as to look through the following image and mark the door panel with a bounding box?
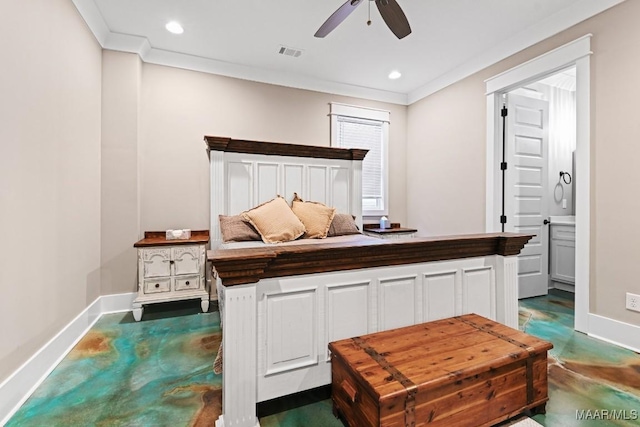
[505,94,549,299]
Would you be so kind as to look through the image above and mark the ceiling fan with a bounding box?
[315,0,411,39]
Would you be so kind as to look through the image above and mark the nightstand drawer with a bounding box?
[175,275,201,291]
[144,278,171,294]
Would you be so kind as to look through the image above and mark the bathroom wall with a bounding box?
[510,77,577,217]
[539,80,577,217]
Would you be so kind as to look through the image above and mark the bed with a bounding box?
[205,136,531,427]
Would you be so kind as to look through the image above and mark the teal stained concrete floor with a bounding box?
[7,291,640,426]
[519,290,640,427]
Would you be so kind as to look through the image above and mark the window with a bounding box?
[330,103,390,216]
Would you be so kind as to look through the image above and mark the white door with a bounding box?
[504,93,549,299]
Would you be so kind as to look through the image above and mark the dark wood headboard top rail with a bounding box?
[204,136,368,161]
[209,233,532,286]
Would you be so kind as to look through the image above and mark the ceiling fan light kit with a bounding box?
[315,0,411,39]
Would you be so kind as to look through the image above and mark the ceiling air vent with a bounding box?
[278,45,303,58]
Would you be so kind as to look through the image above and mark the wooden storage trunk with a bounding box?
[329,314,553,427]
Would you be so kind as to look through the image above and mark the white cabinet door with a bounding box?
[172,246,200,275]
[142,248,172,278]
[550,225,576,284]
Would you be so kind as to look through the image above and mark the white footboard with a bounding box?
[215,254,518,427]
[205,137,526,427]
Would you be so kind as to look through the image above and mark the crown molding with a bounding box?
[104,32,152,57]
[72,0,109,45]
[73,0,625,106]
[142,48,409,105]
[407,0,625,103]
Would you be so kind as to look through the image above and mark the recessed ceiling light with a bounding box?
[165,21,184,34]
[388,70,402,80]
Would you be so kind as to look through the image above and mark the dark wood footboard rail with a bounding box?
[208,233,532,286]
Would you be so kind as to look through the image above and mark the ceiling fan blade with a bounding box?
[375,0,411,39]
[315,0,364,38]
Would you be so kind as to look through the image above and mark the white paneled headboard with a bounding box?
[205,136,368,247]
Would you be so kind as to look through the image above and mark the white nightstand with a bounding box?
[132,230,210,321]
[364,227,417,239]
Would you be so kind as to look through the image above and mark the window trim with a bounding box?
[330,102,390,217]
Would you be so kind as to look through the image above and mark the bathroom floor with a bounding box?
[6,291,640,426]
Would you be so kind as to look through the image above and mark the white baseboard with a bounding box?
[549,281,575,293]
[0,292,136,426]
[588,313,640,353]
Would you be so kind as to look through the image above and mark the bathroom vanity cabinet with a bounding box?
[550,220,575,291]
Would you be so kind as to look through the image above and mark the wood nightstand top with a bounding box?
[134,230,210,247]
[364,227,417,235]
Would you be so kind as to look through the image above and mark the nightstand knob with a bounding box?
[155,283,160,288]
[185,281,190,286]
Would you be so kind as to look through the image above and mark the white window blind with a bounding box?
[337,117,383,211]
[330,103,389,216]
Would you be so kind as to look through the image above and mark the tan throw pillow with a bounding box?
[219,215,261,242]
[328,213,360,237]
[291,193,336,239]
[242,196,306,243]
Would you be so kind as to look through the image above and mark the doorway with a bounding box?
[504,67,577,300]
[485,35,591,333]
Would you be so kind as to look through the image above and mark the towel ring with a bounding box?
[560,171,572,185]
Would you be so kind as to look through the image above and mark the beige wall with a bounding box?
[101,51,142,296]
[98,58,408,296]
[406,77,488,236]
[0,0,102,383]
[136,63,408,255]
[407,0,640,326]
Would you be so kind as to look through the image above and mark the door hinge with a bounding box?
[500,162,507,170]
[500,215,507,224]
[501,106,508,117]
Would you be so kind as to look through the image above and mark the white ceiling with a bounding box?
[539,67,577,91]
[72,0,624,105]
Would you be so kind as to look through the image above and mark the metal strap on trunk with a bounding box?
[352,336,417,427]
[455,316,536,404]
